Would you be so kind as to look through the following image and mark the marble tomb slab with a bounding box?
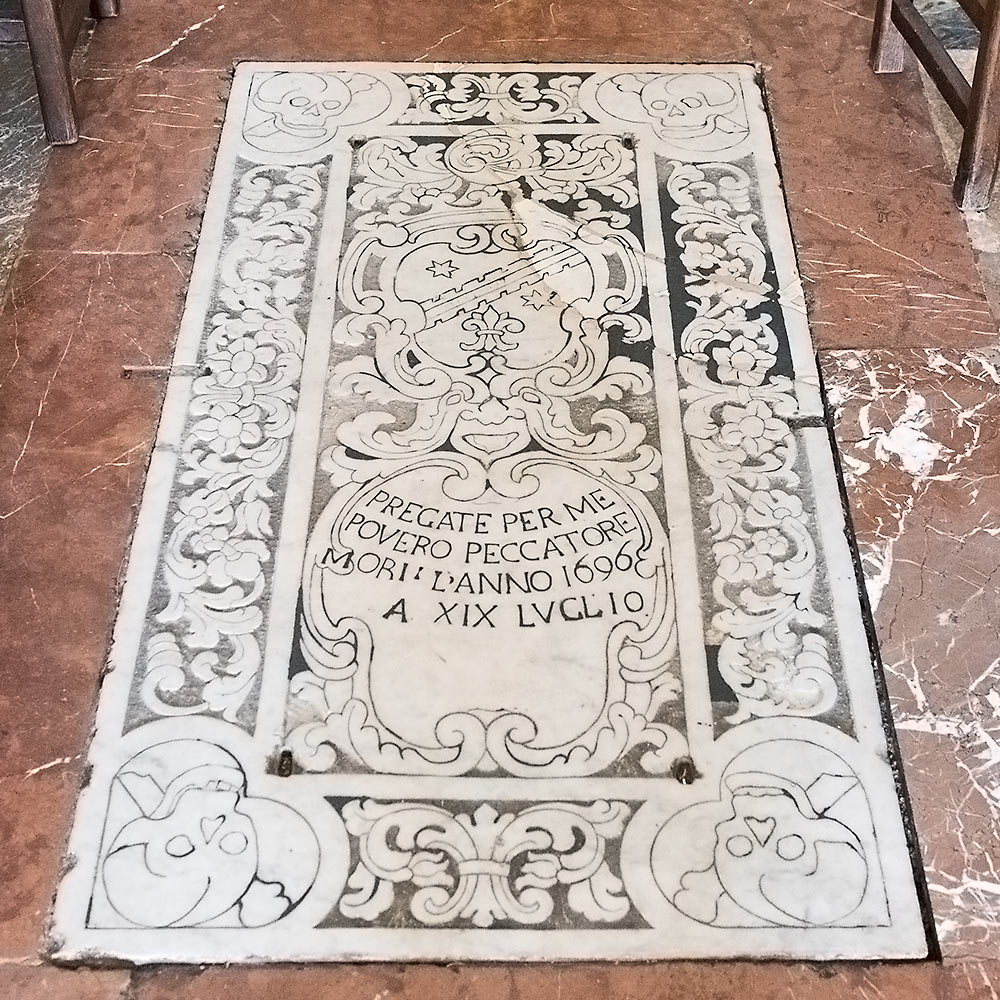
[52,63,930,963]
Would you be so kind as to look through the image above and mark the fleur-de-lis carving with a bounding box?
[459,304,525,354]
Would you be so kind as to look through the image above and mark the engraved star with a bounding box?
[521,287,555,310]
[426,259,458,279]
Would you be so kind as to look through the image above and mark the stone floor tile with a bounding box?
[938,959,1000,999]
[825,348,1000,958]
[747,0,996,349]
[0,251,187,470]
[0,46,48,300]
[23,71,225,256]
[0,0,995,980]
[81,0,750,72]
[129,961,947,1000]
[0,251,187,775]
[0,965,129,1000]
[0,770,80,959]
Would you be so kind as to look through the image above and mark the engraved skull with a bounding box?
[253,72,354,139]
[639,74,740,137]
[713,772,869,926]
[103,764,260,927]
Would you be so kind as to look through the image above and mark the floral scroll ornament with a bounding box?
[339,799,631,927]
[403,72,589,123]
[138,163,326,727]
[668,161,838,724]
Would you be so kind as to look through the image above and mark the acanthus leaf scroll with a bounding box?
[666,160,840,726]
[336,799,632,928]
[138,163,327,728]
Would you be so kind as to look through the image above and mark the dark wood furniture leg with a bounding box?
[20,0,77,144]
[871,0,906,73]
[955,3,1000,209]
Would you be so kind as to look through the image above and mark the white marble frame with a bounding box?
[51,63,929,963]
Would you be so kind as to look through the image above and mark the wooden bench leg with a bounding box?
[92,0,120,18]
[20,0,77,144]
[955,6,1000,210]
[871,0,906,73]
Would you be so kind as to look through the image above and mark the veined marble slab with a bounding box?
[52,63,930,963]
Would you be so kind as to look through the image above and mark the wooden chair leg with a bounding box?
[955,4,1000,210]
[20,0,77,144]
[871,0,906,73]
[92,0,120,18]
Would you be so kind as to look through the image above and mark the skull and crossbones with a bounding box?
[243,71,391,152]
[99,742,318,928]
[711,770,869,926]
[596,72,750,154]
[638,74,743,141]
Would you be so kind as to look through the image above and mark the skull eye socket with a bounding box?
[725,834,753,858]
[165,834,196,858]
[219,831,250,855]
[776,834,806,861]
[682,96,703,109]
[322,100,343,110]
[648,99,668,111]
[288,96,311,108]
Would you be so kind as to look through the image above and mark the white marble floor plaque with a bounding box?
[53,63,930,962]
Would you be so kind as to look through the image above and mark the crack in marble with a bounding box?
[800,206,949,281]
[135,5,227,67]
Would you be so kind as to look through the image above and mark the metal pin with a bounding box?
[122,364,208,379]
[672,755,697,785]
